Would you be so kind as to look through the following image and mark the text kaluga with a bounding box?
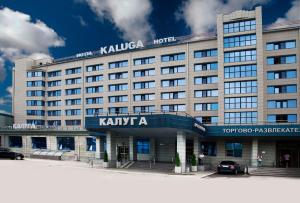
[99,117,148,126]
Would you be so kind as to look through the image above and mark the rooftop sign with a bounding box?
[75,36,177,59]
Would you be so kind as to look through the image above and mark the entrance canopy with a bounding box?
[85,113,206,137]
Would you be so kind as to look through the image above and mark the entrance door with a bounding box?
[277,141,300,168]
[117,145,129,162]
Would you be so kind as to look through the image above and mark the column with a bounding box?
[193,136,199,164]
[95,137,101,159]
[177,131,186,173]
[150,137,155,161]
[106,131,116,167]
[129,136,134,161]
[251,139,258,167]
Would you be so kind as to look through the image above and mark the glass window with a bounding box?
[161,53,185,62]
[9,136,23,148]
[224,20,256,34]
[224,65,256,79]
[136,139,150,154]
[86,137,96,151]
[225,143,243,157]
[224,112,257,124]
[200,142,216,156]
[31,137,47,149]
[57,137,75,151]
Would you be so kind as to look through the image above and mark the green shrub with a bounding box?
[191,154,197,166]
[104,150,108,162]
[175,152,181,167]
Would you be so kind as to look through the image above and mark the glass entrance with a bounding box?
[117,145,129,162]
[277,141,300,168]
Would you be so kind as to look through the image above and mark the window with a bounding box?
[26,100,45,106]
[195,103,218,111]
[27,71,45,78]
[65,99,81,106]
[133,69,155,77]
[86,64,104,72]
[224,50,256,63]
[136,139,150,154]
[86,137,96,151]
[27,120,45,125]
[48,80,61,87]
[47,120,61,126]
[133,105,155,113]
[161,66,185,74]
[109,60,128,69]
[161,91,185,100]
[194,90,218,98]
[65,109,81,116]
[266,40,296,51]
[27,81,45,87]
[57,137,75,151]
[65,67,81,75]
[31,137,47,149]
[47,90,61,97]
[47,100,61,107]
[223,19,256,34]
[194,63,218,71]
[161,78,185,87]
[267,85,297,94]
[133,94,155,101]
[224,64,257,79]
[200,142,216,156]
[161,53,185,62]
[9,136,23,148]
[224,80,257,94]
[66,77,81,85]
[86,97,103,104]
[224,97,257,109]
[267,55,296,65]
[196,116,218,124]
[109,84,128,91]
[65,120,81,126]
[224,112,257,124]
[86,75,103,83]
[65,88,81,95]
[134,56,155,65]
[86,108,103,116]
[108,107,128,114]
[109,95,128,103]
[224,34,256,48]
[267,114,297,123]
[26,110,45,116]
[225,143,243,157]
[161,104,186,112]
[27,90,45,97]
[47,110,61,117]
[134,81,155,89]
[267,70,297,80]
[194,76,218,84]
[267,100,297,109]
[48,70,61,77]
[194,49,217,58]
[86,86,103,93]
[109,72,128,80]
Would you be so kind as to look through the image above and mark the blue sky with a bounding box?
[0,0,299,114]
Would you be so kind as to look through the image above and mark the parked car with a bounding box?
[217,160,242,175]
[0,148,24,160]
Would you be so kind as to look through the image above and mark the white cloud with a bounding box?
[177,0,270,35]
[275,0,300,23]
[0,7,65,82]
[83,0,154,41]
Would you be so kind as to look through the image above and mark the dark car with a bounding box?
[217,161,242,175]
[0,148,24,160]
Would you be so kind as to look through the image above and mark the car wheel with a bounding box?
[16,156,22,160]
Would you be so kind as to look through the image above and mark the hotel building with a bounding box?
[1,7,300,171]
